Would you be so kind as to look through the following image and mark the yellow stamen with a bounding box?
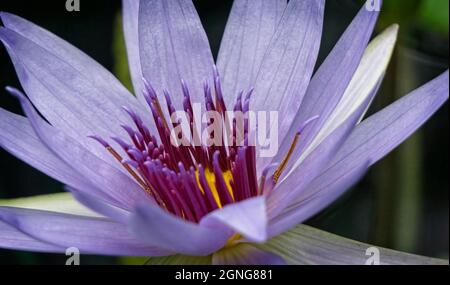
[196,169,234,208]
[224,234,242,248]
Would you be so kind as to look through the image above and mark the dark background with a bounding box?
[0,0,448,264]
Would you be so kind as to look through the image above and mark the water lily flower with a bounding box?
[0,0,448,265]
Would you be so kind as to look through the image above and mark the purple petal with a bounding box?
[67,187,131,224]
[268,4,379,172]
[269,70,448,237]
[261,224,448,265]
[324,71,449,182]
[0,12,138,109]
[138,0,215,106]
[268,162,370,237]
[212,244,285,265]
[0,220,63,253]
[284,70,448,221]
[265,25,398,209]
[0,107,94,192]
[201,196,267,243]
[267,84,378,218]
[122,0,145,101]
[0,26,144,162]
[13,88,152,210]
[0,207,169,256]
[266,24,397,178]
[251,0,325,161]
[129,204,231,256]
[216,0,287,106]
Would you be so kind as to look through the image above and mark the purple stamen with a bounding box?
[88,135,109,148]
[94,72,278,222]
[111,136,131,151]
[122,159,139,168]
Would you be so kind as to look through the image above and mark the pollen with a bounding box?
[196,168,234,208]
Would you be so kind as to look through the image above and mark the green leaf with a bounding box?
[145,255,212,265]
[113,12,133,91]
[0,193,99,217]
[258,224,449,265]
[119,256,150,265]
[418,0,449,36]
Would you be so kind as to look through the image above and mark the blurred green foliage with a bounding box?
[419,0,449,36]
[378,0,449,36]
[113,12,133,92]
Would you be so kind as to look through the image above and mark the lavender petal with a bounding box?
[268,162,370,237]
[216,0,287,106]
[129,204,231,256]
[0,207,169,256]
[12,88,152,210]
[267,82,377,218]
[201,196,268,243]
[252,0,325,167]
[0,25,145,163]
[269,4,380,173]
[138,0,215,107]
[0,220,63,253]
[67,187,131,224]
[0,107,94,192]
[269,71,448,236]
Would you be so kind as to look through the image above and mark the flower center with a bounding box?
[90,67,316,223]
[91,68,263,223]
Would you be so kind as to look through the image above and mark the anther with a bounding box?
[272,116,319,184]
